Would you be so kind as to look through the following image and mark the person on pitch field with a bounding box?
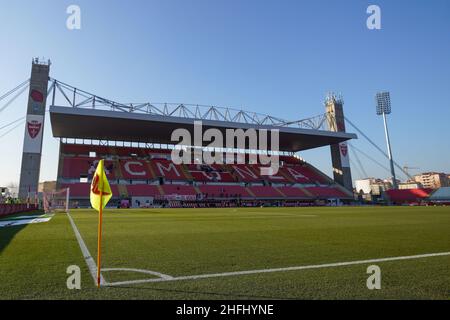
[90,159,112,288]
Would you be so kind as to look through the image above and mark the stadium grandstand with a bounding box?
[3,60,358,209]
[384,188,434,205]
[46,76,356,208]
[56,143,354,208]
[11,60,449,210]
[427,187,450,204]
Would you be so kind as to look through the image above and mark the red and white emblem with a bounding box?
[340,143,348,157]
[27,120,42,139]
[91,174,110,196]
[30,89,44,103]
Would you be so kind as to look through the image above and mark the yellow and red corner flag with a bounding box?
[90,159,112,288]
[90,159,112,211]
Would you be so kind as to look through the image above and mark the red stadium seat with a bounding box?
[120,160,154,179]
[282,165,330,184]
[62,157,116,179]
[58,144,351,201]
[304,186,349,198]
[126,184,161,197]
[230,165,262,182]
[197,185,251,198]
[261,167,291,183]
[385,188,433,203]
[301,166,329,184]
[248,186,282,197]
[60,183,119,198]
[277,186,309,198]
[161,184,197,196]
[281,166,311,183]
[187,164,236,182]
[151,159,188,180]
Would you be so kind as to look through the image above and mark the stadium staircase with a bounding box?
[117,184,129,198]
[181,164,194,180]
[156,185,165,195]
[114,160,124,180]
[297,186,313,198]
[301,163,330,184]
[334,183,354,198]
[274,187,286,197]
[245,187,256,197]
[113,159,129,197]
[228,166,242,183]
[146,161,157,179]
[248,165,261,178]
[193,185,201,195]
[278,169,295,183]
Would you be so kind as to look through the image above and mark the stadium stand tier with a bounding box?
[59,182,120,197]
[57,143,353,206]
[125,184,160,197]
[197,184,252,199]
[426,187,450,203]
[304,186,350,198]
[385,188,434,204]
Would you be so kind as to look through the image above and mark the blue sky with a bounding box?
[0,0,449,187]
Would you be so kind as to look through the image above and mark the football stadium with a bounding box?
[0,59,449,301]
[1,2,450,306]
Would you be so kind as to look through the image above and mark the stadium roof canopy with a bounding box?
[428,187,450,201]
[50,106,357,152]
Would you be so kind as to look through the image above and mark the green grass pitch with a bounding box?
[0,206,449,299]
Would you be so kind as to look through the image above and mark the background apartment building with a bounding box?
[414,172,449,189]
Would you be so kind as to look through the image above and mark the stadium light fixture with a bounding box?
[375,91,397,189]
[376,91,391,115]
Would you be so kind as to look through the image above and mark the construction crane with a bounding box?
[403,166,420,178]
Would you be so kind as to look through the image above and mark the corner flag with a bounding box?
[89,159,112,288]
[90,159,112,211]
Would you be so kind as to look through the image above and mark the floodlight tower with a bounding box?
[18,58,51,199]
[376,91,398,189]
[325,93,353,191]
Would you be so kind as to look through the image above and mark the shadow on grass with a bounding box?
[0,211,44,254]
[105,284,296,300]
[0,224,28,254]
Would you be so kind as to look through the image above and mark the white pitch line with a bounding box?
[66,212,106,286]
[105,251,450,287]
[102,268,173,280]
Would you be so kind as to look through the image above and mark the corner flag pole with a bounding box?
[90,159,111,288]
[97,190,103,288]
